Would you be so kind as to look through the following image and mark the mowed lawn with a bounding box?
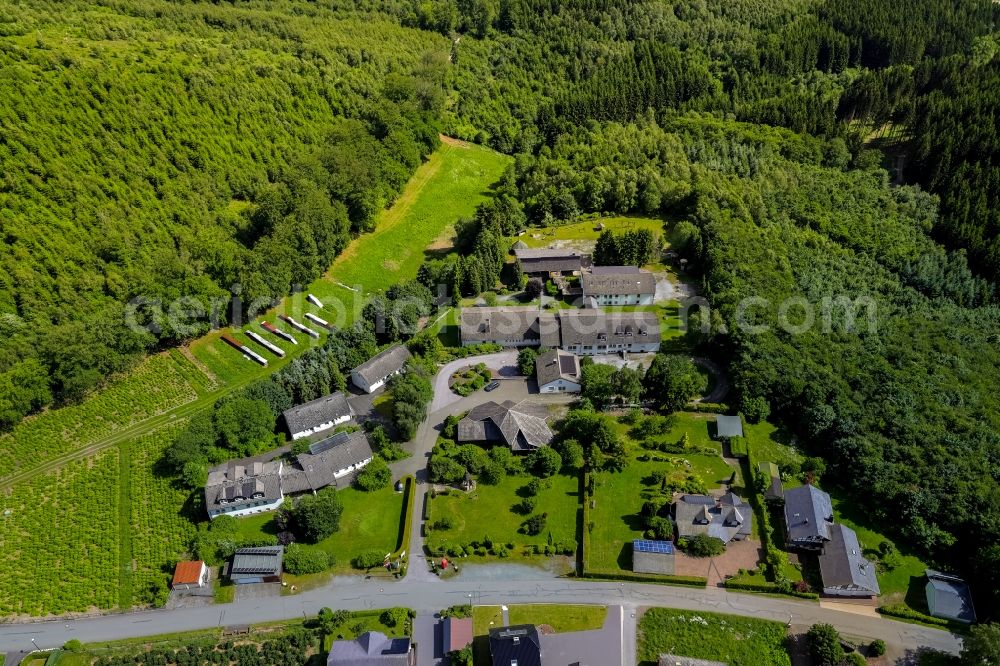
[232,485,406,574]
[473,605,607,634]
[426,473,579,551]
[588,413,733,573]
[638,608,791,666]
[190,138,510,385]
[516,216,666,255]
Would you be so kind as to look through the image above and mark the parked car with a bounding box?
[484,380,500,392]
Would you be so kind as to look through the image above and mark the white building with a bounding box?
[282,391,352,440]
[205,461,285,519]
[535,348,582,393]
[350,345,412,393]
[581,266,656,307]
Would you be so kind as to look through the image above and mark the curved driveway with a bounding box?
[429,350,518,412]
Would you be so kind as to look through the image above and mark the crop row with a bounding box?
[0,353,201,478]
[0,450,121,616]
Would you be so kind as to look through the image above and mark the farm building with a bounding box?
[229,546,283,584]
[351,345,412,393]
[205,461,284,519]
[171,560,208,590]
[581,266,656,306]
[282,431,376,492]
[327,631,415,666]
[674,493,752,544]
[443,617,473,654]
[488,625,541,666]
[925,570,977,623]
[535,348,581,393]
[818,524,880,597]
[514,247,585,276]
[783,484,834,551]
[282,391,353,440]
[632,539,675,575]
[457,400,554,452]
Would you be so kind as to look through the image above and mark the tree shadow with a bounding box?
[616,542,634,571]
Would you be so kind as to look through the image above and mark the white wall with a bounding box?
[290,413,351,440]
[332,456,374,480]
[540,379,581,393]
[209,495,284,519]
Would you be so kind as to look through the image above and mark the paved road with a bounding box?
[690,356,730,404]
[429,351,518,413]
[0,578,961,655]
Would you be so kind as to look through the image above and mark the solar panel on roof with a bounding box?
[309,430,351,455]
[633,539,674,554]
[559,355,576,373]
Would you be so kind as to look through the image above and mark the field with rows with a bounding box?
[0,449,122,616]
[0,353,204,480]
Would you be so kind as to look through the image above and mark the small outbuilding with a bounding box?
[632,539,675,575]
[714,415,743,439]
[171,560,208,590]
[351,345,412,394]
[758,461,783,500]
[443,616,474,655]
[229,546,283,584]
[535,348,581,393]
[925,570,976,623]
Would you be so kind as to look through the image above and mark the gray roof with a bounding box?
[783,484,834,543]
[293,431,375,490]
[535,348,580,387]
[327,631,412,666]
[282,391,351,435]
[659,656,728,666]
[557,310,660,347]
[457,400,554,451]
[715,415,743,438]
[205,461,282,512]
[582,267,656,296]
[819,524,880,595]
[926,570,976,622]
[460,307,559,346]
[514,247,584,274]
[352,345,411,386]
[674,493,752,543]
[232,546,283,576]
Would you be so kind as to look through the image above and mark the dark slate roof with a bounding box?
[819,524,880,595]
[535,348,580,387]
[488,625,541,666]
[457,400,553,451]
[557,310,660,347]
[514,248,584,274]
[205,461,282,512]
[352,345,411,386]
[674,494,752,543]
[783,484,834,543]
[327,631,412,666]
[232,546,283,576]
[293,431,375,491]
[715,415,744,438]
[926,570,977,623]
[460,307,559,347]
[582,267,656,296]
[282,391,351,435]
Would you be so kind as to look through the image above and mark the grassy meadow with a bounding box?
[638,608,791,666]
[472,604,607,634]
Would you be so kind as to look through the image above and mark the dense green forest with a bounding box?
[4,0,1000,619]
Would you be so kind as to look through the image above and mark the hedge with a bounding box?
[689,402,730,414]
[877,604,950,627]
[579,571,708,587]
[724,580,819,600]
[393,475,415,558]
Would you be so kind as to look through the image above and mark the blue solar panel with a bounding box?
[633,539,674,554]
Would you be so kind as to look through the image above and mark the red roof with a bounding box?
[445,617,473,652]
[172,560,205,586]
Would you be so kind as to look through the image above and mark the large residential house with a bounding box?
[488,625,542,666]
[460,308,559,348]
[818,524,880,597]
[206,431,375,519]
[205,461,284,519]
[282,391,352,440]
[782,484,834,550]
[535,348,581,393]
[514,247,585,276]
[581,266,656,307]
[327,631,415,666]
[457,400,554,452]
[674,492,752,544]
[459,307,661,355]
[351,345,412,394]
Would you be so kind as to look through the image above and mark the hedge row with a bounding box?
[724,580,819,599]
[689,402,730,414]
[877,604,950,627]
[579,571,708,587]
[393,475,415,558]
